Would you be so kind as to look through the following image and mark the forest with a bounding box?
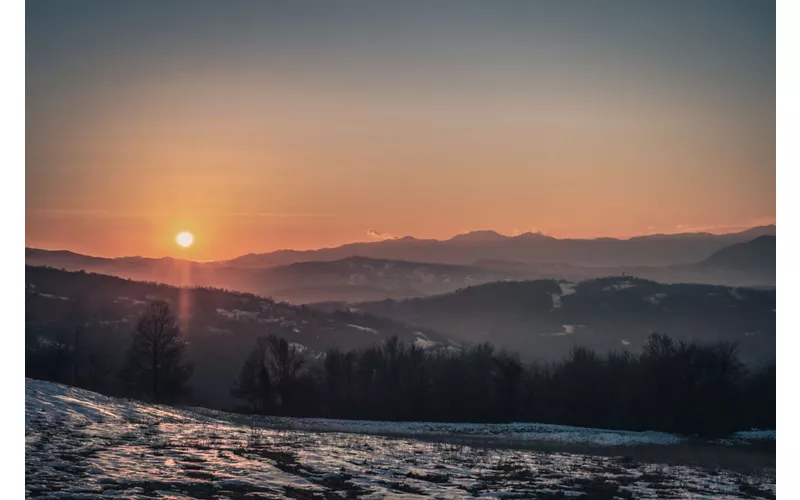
[27,299,775,437]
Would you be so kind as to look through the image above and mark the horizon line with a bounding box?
[25,223,776,263]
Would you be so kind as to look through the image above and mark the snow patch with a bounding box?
[413,338,435,349]
[38,293,71,301]
[733,429,775,441]
[644,293,668,305]
[729,289,745,300]
[559,282,576,296]
[347,324,379,335]
[603,281,634,292]
[206,326,233,336]
[216,308,259,321]
[114,296,147,306]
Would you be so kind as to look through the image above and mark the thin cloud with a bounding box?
[32,209,110,216]
[32,209,341,219]
[512,226,545,236]
[232,212,339,218]
[366,229,398,240]
[670,220,775,234]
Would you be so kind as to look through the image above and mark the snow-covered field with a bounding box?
[26,379,775,499]
[188,411,685,448]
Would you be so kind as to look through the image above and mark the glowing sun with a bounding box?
[176,231,194,248]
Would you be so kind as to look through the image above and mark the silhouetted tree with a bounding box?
[119,301,192,403]
[229,333,773,435]
[232,336,306,414]
[231,337,274,412]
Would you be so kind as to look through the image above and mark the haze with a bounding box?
[26,0,775,260]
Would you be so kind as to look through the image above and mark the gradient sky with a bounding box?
[26,0,775,260]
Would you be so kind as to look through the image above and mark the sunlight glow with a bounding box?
[176,231,194,248]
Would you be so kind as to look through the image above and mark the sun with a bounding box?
[176,231,194,248]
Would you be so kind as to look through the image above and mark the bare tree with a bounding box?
[232,336,305,414]
[231,337,274,412]
[265,336,305,411]
[120,301,192,403]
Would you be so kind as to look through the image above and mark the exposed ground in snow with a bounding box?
[26,379,775,499]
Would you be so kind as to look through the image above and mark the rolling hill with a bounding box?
[335,276,776,364]
[25,251,520,303]
[25,266,452,408]
[700,235,776,271]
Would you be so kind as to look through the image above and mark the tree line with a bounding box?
[230,331,774,436]
[27,300,774,436]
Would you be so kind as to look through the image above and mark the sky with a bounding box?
[26,0,775,260]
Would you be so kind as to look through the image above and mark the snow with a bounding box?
[38,293,71,301]
[36,337,66,349]
[621,339,632,346]
[216,308,258,322]
[347,324,379,335]
[205,326,233,336]
[551,282,576,310]
[733,429,775,441]
[729,289,745,300]
[413,332,436,349]
[603,281,634,292]
[289,342,307,353]
[114,296,147,306]
[541,325,577,337]
[559,282,577,296]
[644,293,668,306]
[26,379,775,499]
[208,415,685,447]
[413,338,435,349]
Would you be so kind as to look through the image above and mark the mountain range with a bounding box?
[26,227,776,304]
[219,225,775,268]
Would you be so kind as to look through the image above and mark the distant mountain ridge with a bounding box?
[700,235,776,271]
[218,225,775,268]
[28,225,774,269]
[26,227,776,304]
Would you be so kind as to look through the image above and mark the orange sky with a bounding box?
[26,1,775,261]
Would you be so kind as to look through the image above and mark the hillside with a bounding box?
[341,276,776,363]
[25,251,522,303]
[25,266,451,407]
[700,235,776,271]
